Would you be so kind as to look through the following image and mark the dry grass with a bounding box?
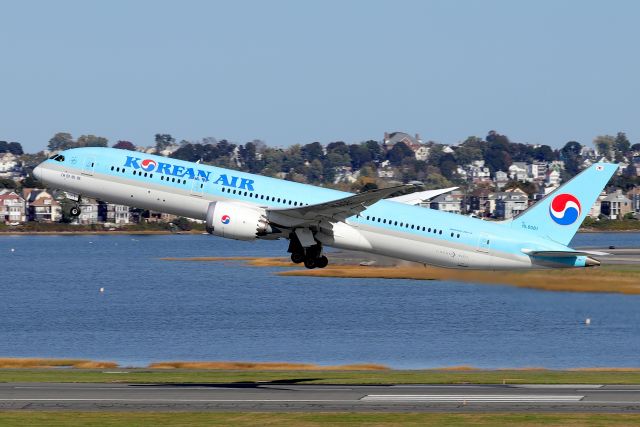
[569,367,640,372]
[280,265,640,294]
[0,358,118,369]
[148,361,389,370]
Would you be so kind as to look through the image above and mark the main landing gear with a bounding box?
[288,234,328,269]
[54,190,82,217]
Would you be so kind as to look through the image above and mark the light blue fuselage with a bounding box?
[34,147,598,270]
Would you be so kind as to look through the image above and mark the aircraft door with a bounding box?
[476,233,491,253]
[190,176,205,196]
[82,157,96,176]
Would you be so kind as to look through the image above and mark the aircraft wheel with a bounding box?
[290,252,305,264]
[70,206,81,217]
[304,258,316,269]
[316,256,329,269]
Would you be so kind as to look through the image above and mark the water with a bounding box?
[571,232,640,248]
[1,233,639,369]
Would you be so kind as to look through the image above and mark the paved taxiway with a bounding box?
[2,383,640,412]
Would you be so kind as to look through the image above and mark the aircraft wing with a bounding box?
[267,184,415,227]
[521,249,610,257]
[388,187,458,205]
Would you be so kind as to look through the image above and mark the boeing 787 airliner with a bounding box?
[33,147,616,270]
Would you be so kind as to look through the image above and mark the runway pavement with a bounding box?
[2,382,640,412]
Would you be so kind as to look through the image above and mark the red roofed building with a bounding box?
[0,189,26,223]
[22,188,61,222]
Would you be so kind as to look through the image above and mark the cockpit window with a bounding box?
[49,154,58,159]
[55,155,65,162]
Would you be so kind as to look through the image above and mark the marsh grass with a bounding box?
[0,358,117,369]
[161,256,640,294]
[280,264,640,294]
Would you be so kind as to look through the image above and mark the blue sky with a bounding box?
[2,0,639,152]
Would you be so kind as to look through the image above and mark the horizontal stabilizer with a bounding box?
[521,249,609,257]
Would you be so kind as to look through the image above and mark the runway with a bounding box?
[2,383,640,412]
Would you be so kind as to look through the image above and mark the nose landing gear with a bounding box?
[69,205,82,217]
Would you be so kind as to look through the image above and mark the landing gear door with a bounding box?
[476,233,491,253]
[82,157,96,176]
[190,176,205,196]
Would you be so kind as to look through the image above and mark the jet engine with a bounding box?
[205,201,271,241]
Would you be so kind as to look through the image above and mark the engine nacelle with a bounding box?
[205,201,270,241]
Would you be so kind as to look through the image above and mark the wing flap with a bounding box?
[388,187,458,205]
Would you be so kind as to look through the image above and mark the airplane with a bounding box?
[33,147,617,270]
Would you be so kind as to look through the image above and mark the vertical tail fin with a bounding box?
[510,163,617,245]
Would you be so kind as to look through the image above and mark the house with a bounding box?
[528,162,547,181]
[587,191,606,218]
[469,188,494,217]
[76,198,100,224]
[413,145,430,161]
[600,190,632,219]
[493,170,509,189]
[98,202,131,224]
[382,132,422,151]
[627,188,640,214]
[429,193,462,215]
[534,184,558,201]
[0,189,26,223]
[467,161,491,183]
[494,190,528,219]
[0,153,20,178]
[545,169,561,186]
[508,162,529,182]
[22,188,61,222]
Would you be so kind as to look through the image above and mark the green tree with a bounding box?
[307,159,324,183]
[363,140,383,163]
[533,145,555,162]
[301,142,324,161]
[77,134,108,147]
[0,178,17,189]
[594,135,615,160]
[0,141,23,155]
[386,142,414,166]
[47,132,74,151]
[155,133,175,152]
[614,132,631,161]
[454,144,482,165]
[560,141,583,176]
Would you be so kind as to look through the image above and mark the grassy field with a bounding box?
[3,367,640,384]
[1,412,640,426]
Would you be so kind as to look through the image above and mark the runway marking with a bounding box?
[361,394,584,403]
[514,384,603,389]
[391,385,491,388]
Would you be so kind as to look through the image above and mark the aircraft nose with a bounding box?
[33,165,43,183]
